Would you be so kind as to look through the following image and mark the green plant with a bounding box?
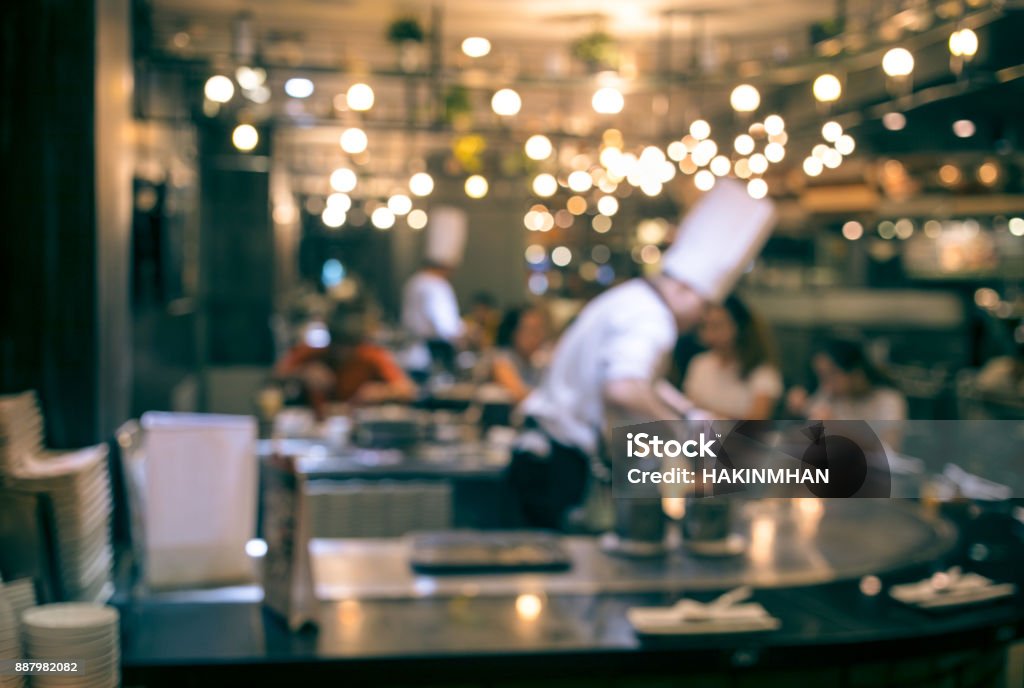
[443,84,472,124]
[387,17,425,44]
[571,31,618,69]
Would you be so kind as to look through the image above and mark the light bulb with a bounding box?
[491,89,521,116]
[729,84,760,113]
[813,73,842,103]
[465,175,489,198]
[747,178,768,199]
[748,153,768,175]
[734,134,755,155]
[532,173,557,198]
[407,209,428,230]
[388,194,412,216]
[689,119,711,140]
[231,124,258,151]
[371,207,395,230]
[462,37,491,58]
[235,66,266,91]
[763,115,785,136]
[882,48,914,77]
[340,128,368,154]
[409,172,434,197]
[597,195,619,216]
[567,170,593,193]
[949,28,978,58]
[694,169,715,191]
[284,78,315,98]
[764,142,785,163]
[882,112,907,131]
[592,87,625,115]
[835,135,855,156]
[346,83,375,111]
[330,168,357,193]
[710,155,731,177]
[953,119,976,138]
[822,121,843,143]
[803,157,823,177]
[204,75,234,103]
[524,135,553,160]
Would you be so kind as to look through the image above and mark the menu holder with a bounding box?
[261,454,318,631]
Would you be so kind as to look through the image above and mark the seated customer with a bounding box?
[479,305,550,403]
[275,303,416,417]
[788,338,907,423]
[682,295,782,419]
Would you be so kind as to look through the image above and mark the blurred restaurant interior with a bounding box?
[1,0,1024,686]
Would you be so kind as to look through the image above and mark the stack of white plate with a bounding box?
[7,446,113,602]
[0,391,44,475]
[0,579,36,632]
[23,603,119,688]
[0,580,25,688]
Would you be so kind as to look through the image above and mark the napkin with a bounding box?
[890,569,1017,610]
[628,588,780,635]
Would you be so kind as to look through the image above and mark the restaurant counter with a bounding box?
[117,500,1024,687]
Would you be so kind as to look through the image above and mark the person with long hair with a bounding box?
[481,305,550,403]
[682,295,782,419]
[787,338,907,423]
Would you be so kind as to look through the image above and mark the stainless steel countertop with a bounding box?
[312,499,954,600]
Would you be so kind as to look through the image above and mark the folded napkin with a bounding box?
[890,569,1017,610]
[629,588,780,635]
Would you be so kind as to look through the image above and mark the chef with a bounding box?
[511,179,777,529]
[400,206,467,376]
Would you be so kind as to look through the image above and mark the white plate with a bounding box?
[22,604,118,632]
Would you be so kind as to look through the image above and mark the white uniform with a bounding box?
[521,179,777,457]
[520,279,678,455]
[401,271,464,341]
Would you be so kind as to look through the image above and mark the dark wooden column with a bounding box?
[0,0,132,447]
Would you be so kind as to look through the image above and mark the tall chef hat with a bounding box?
[661,178,777,303]
[424,206,468,268]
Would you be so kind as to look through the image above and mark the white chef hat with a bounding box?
[424,206,468,268]
[661,178,777,302]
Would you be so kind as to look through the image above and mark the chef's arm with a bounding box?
[604,378,683,423]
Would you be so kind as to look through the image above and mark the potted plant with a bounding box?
[571,31,619,72]
[387,17,426,72]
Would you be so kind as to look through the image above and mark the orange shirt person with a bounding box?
[275,306,416,417]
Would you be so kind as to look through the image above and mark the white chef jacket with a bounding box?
[520,279,678,456]
[401,270,464,341]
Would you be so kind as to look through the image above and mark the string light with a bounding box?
[465,175,489,198]
[689,120,711,140]
[524,135,553,160]
[284,78,315,98]
[370,207,396,230]
[949,28,978,58]
[882,48,914,77]
[387,194,412,216]
[204,75,234,103]
[330,168,357,193]
[812,74,842,103]
[409,172,434,197]
[340,128,368,154]
[462,37,491,58]
[346,83,374,111]
[491,89,522,116]
[231,124,258,151]
[592,87,625,115]
[532,173,558,197]
[730,84,761,113]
